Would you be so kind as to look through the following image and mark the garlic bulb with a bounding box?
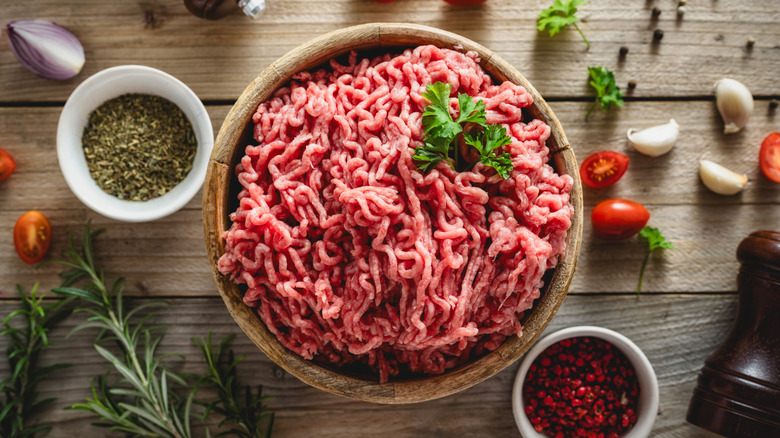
[5,20,85,81]
[715,78,753,135]
[627,119,679,157]
[699,159,748,195]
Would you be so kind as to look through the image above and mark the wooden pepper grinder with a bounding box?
[687,231,780,437]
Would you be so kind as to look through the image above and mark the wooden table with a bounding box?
[1,1,778,436]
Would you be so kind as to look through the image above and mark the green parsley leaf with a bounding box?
[422,82,462,140]
[456,93,487,125]
[464,124,514,178]
[586,66,624,120]
[538,0,590,49]
[412,137,455,172]
[637,226,674,295]
[413,82,513,178]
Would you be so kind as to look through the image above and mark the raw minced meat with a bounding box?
[218,45,573,382]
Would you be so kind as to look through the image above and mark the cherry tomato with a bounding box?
[759,132,780,183]
[443,0,488,5]
[579,151,629,188]
[591,199,650,240]
[13,211,52,265]
[0,147,16,182]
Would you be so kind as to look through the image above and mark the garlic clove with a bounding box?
[627,119,679,157]
[6,20,85,81]
[715,78,753,135]
[699,159,748,195]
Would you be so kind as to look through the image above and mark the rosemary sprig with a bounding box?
[0,284,72,438]
[193,333,274,438]
[50,222,275,438]
[51,222,194,438]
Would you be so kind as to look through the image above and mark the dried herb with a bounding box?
[0,284,72,438]
[82,94,197,201]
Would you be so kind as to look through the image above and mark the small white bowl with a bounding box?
[57,65,213,222]
[512,326,659,438]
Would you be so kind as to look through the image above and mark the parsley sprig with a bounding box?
[586,66,624,120]
[538,0,590,49]
[412,82,513,178]
[637,226,674,295]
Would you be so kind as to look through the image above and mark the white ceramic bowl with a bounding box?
[57,65,213,222]
[512,326,659,438]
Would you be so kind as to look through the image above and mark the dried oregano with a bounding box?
[82,93,197,201]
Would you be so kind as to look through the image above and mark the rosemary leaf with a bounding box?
[51,221,191,438]
[0,284,72,438]
[192,332,274,438]
[50,222,275,438]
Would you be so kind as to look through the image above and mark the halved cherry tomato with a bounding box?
[579,151,629,188]
[591,199,650,240]
[759,132,780,183]
[13,211,52,265]
[0,147,16,182]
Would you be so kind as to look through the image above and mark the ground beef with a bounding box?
[218,45,573,382]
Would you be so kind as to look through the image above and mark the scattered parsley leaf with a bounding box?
[414,82,514,178]
[537,0,590,49]
[637,226,674,295]
[586,66,624,120]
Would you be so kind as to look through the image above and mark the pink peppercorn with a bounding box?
[522,337,640,437]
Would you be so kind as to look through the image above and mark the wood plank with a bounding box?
[0,295,727,437]
[1,0,778,102]
[1,202,767,296]
[1,102,776,296]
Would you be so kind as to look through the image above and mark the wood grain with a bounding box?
[0,0,776,435]
[1,1,778,102]
[0,295,726,438]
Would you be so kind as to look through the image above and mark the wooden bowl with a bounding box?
[203,22,583,404]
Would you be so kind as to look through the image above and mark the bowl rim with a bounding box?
[56,64,214,222]
[203,22,583,404]
[511,326,660,437]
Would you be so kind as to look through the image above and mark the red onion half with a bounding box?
[6,20,85,81]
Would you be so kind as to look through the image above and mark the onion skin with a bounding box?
[6,20,85,81]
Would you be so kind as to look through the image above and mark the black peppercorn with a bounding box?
[653,29,664,41]
[619,46,629,56]
[628,80,637,90]
[770,99,779,110]
[652,7,662,17]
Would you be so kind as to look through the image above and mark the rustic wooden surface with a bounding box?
[1,0,778,436]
